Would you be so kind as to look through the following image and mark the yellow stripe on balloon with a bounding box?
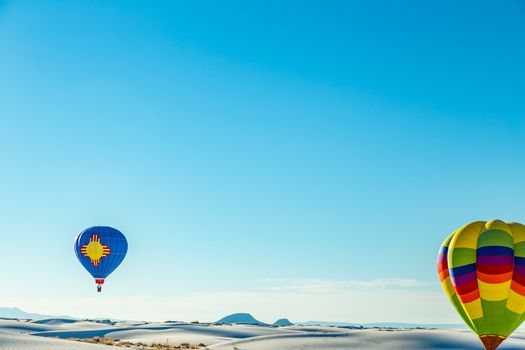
[441,277,455,299]
[478,280,512,301]
[463,299,483,320]
[450,221,485,249]
[506,289,525,314]
[509,223,525,243]
[485,220,512,234]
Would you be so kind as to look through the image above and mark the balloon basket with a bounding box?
[95,279,104,293]
[480,335,505,350]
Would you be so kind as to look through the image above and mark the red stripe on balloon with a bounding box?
[458,289,480,303]
[512,271,525,286]
[455,279,479,295]
[478,271,513,284]
[511,280,525,296]
[438,262,448,274]
[476,263,513,275]
[439,270,449,281]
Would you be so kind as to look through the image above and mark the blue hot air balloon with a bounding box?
[74,226,128,292]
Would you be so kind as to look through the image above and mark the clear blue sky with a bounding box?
[0,0,524,323]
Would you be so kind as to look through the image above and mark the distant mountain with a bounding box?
[273,318,293,326]
[0,307,55,320]
[216,313,267,325]
[0,307,124,323]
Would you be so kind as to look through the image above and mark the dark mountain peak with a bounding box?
[216,313,266,325]
[273,318,294,326]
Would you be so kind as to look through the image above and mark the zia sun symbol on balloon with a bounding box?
[80,234,111,266]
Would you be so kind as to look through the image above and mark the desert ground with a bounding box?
[2,318,525,349]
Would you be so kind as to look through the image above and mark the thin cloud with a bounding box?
[268,278,432,293]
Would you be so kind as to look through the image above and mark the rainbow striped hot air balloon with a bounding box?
[438,220,525,350]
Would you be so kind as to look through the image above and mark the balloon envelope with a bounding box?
[438,220,525,350]
[74,226,128,286]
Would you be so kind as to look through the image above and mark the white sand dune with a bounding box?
[3,318,525,349]
[210,328,525,350]
[29,322,299,345]
[0,319,119,350]
[0,320,57,333]
[0,330,114,350]
[106,323,301,345]
[31,318,113,330]
[31,318,80,325]
[285,325,352,333]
